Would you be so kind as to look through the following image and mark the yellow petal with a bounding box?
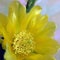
[4,45,17,60]
[37,22,56,37]
[0,13,7,33]
[20,6,42,31]
[0,13,7,27]
[2,30,11,49]
[27,15,48,36]
[4,43,22,60]
[7,1,26,35]
[25,54,55,60]
[0,14,8,45]
[35,36,59,55]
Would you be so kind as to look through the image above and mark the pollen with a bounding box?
[12,31,35,55]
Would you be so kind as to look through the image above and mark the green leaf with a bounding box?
[26,0,36,13]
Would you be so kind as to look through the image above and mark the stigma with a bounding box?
[12,31,35,55]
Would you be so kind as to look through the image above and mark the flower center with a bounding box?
[12,31,34,55]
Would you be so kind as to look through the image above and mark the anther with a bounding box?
[12,31,35,55]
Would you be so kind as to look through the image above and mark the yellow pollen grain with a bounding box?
[12,31,34,55]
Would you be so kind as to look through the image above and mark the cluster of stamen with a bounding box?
[12,31,34,55]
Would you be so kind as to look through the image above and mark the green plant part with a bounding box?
[26,0,36,13]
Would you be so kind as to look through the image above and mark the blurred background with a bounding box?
[0,0,60,60]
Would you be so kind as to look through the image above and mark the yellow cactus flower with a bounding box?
[0,1,59,60]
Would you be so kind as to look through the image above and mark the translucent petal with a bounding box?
[0,14,8,44]
[37,22,56,37]
[20,6,42,31]
[0,13,7,32]
[7,1,26,35]
[26,14,41,31]
[25,54,55,60]
[0,13,7,26]
[27,15,48,36]
[2,30,11,49]
[34,36,59,55]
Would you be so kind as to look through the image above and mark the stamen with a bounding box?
[12,31,34,55]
